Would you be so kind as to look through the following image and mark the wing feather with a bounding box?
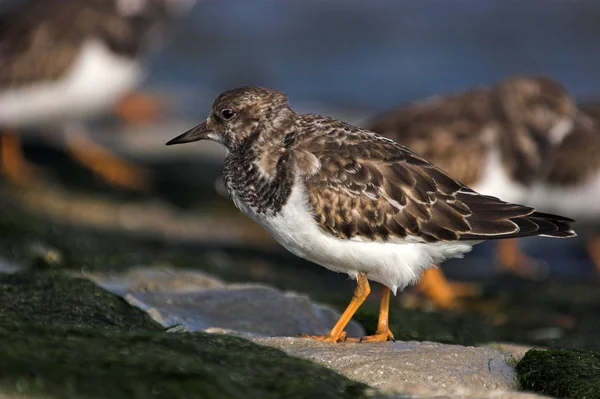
[297,115,574,242]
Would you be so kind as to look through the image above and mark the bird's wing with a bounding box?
[295,114,573,243]
[0,0,153,88]
[0,0,84,87]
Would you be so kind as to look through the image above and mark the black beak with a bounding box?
[166,122,211,146]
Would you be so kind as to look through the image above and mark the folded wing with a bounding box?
[297,116,574,243]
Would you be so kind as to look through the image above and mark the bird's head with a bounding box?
[496,75,577,145]
[167,86,292,150]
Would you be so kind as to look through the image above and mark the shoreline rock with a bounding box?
[91,267,365,338]
[253,337,525,397]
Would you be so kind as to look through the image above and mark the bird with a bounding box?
[528,105,600,275]
[366,75,578,307]
[166,86,575,343]
[0,0,195,189]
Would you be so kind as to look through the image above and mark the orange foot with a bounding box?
[360,328,395,343]
[298,331,356,343]
[496,239,548,281]
[114,91,168,126]
[299,273,372,344]
[0,132,44,187]
[66,133,150,190]
[416,267,481,309]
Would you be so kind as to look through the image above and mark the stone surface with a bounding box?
[0,258,20,274]
[380,388,552,399]
[91,267,365,338]
[484,342,538,364]
[253,337,533,398]
[92,267,226,295]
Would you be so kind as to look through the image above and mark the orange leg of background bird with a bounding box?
[65,132,150,190]
[113,91,168,126]
[416,267,481,309]
[586,234,600,275]
[360,285,395,342]
[496,239,546,279]
[0,131,41,187]
[300,273,370,343]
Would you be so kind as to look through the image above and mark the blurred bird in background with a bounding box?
[0,0,196,189]
[367,75,579,308]
[528,103,600,276]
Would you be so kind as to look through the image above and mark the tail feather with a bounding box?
[456,191,576,240]
[460,212,575,240]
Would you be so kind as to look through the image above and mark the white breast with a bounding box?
[0,39,144,127]
[232,179,476,294]
[469,147,527,203]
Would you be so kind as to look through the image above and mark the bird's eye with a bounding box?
[220,109,235,120]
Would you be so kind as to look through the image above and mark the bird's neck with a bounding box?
[223,127,296,216]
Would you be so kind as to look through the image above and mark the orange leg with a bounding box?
[496,239,548,280]
[113,91,167,126]
[300,273,370,343]
[65,132,150,190]
[586,234,600,275]
[360,285,395,342]
[0,131,42,186]
[415,267,481,309]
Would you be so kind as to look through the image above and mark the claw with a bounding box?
[359,329,395,343]
[299,331,348,343]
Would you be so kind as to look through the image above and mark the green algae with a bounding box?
[0,324,368,399]
[0,271,369,399]
[516,349,600,399]
[0,271,159,330]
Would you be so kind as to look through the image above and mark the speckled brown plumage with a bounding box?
[168,86,575,243]
[545,106,600,186]
[0,0,171,88]
[367,75,576,186]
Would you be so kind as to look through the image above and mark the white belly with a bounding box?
[470,148,527,203]
[0,39,144,127]
[232,181,475,294]
[528,172,600,222]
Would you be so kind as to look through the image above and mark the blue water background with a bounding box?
[150,0,600,117]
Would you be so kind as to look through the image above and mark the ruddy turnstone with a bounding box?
[0,0,195,188]
[528,106,600,274]
[367,75,578,307]
[166,86,575,342]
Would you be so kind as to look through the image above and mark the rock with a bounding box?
[0,257,21,274]
[516,348,600,399]
[380,388,551,399]
[253,337,539,398]
[91,266,226,295]
[0,270,371,399]
[91,267,365,338]
[484,342,538,363]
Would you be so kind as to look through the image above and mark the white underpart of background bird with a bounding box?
[0,40,143,127]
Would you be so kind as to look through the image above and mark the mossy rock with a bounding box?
[0,271,369,399]
[516,348,600,399]
[0,271,160,329]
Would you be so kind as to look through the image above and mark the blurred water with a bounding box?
[149,0,600,118]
